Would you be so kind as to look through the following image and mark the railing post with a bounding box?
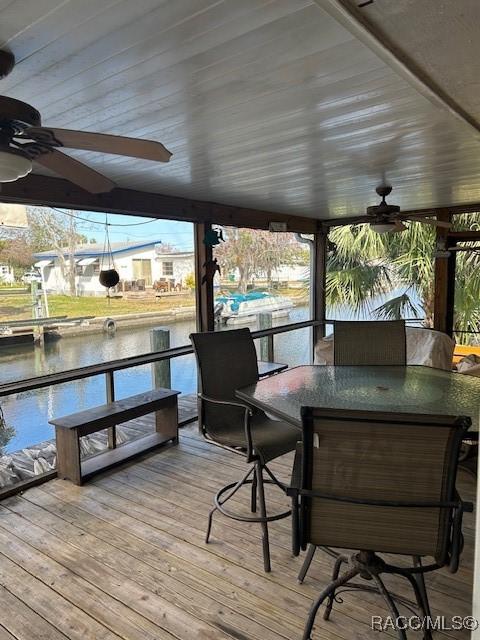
[259,313,274,362]
[105,370,116,449]
[150,327,171,388]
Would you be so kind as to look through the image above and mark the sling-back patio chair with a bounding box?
[334,319,407,365]
[290,407,472,640]
[190,328,300,572]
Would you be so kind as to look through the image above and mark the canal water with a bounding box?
[0,285,418,453]
[0,307,312,452]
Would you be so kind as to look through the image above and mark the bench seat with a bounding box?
[50,388,179,485]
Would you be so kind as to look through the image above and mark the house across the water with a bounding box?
[34,240,194,296]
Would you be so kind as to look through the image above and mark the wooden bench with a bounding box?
[50,388,179,485]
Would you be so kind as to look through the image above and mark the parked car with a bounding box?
[21,270,42,284]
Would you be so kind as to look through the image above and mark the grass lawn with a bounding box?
[0,287,306,322]
[0,293,196,322]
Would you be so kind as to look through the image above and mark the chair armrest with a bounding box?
[198,393,253,413]
[449,490,474,573]
[257,361,288,378]
[197,393,255,460]
[287,442,303,495]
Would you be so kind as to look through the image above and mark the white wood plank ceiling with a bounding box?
[0,0,479,221]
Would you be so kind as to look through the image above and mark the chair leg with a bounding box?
[371,574,407,640]
[298,544,316,583]
[255,461,272,572]
[404,572,433,640]
[291,495,300,557]
[205,505,216,543]
[302,566,359,640]
[206,466,254,544]
[413,556,432,620]
[251,466,257,513]
[323,555,345,620]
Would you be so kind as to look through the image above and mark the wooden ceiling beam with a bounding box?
[0,174,318,234]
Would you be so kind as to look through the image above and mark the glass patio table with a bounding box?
[236,365,480,433]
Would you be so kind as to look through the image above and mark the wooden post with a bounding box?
[55,426,82,485]
[155,394,179,443]
[105,370,116,449]
[445,239,457,338]
[312,226,328,357]
[194,222,215,332]
[258,312,274,361]
[433,212,452,334]
[150,327,171,388]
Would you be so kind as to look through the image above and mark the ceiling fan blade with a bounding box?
[26,127,172,162]
[35,149,115,193]
[407,215,452,229]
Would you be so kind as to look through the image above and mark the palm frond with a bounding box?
[373,292,422,321]
[326,254,392,315]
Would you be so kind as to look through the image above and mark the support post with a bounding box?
[433,212,453,334]
[312,225,328,358]
[194,222,215,332]
[259,313,274,361]
[105,370,116,449]
[445,239,457,338]
[150,327,171,388]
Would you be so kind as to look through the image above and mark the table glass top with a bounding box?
[236,365,480,430]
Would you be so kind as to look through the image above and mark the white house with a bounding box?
[0,264,14,284]
[34,240,194,296]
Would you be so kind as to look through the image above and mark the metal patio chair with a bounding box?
[334,319,407,365]
[190,328,300,572]
[290,407,472,640]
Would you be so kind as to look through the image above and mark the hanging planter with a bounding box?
[99,214,119,297]
[99,268,119,288]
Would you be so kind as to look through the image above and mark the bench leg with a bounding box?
[56,427,82,485]
[107,426,117,449]
[155,396,178,443]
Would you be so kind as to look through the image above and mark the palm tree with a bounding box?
[327,214,480,344]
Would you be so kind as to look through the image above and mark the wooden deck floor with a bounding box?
[0,423,475,640]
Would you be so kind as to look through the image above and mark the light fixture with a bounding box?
[371,222,397,234]
[0,148,32,182]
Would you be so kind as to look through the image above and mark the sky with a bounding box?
[67,209,194,251]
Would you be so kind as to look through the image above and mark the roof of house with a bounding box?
[34,240,164,260]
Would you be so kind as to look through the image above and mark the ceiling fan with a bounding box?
[0,50,172,194]
[365,185,452,234]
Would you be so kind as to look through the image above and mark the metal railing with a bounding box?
[0,318,321,498]
[0,318,322,398]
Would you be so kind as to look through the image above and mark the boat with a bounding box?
[215,291,294,325]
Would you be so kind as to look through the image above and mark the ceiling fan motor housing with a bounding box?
[0,51,15,79]
[0,96,41,141]
[366,202,400,216]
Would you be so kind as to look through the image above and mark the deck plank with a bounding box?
[0,423,475,640]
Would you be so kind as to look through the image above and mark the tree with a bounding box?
[27,207,86,296]
[327,214,480,343]
[214,228,307,292]
[0,235,33,277]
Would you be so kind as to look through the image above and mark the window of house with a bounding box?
[162,261,173,276]
[93,261,101,274]
[75,264,83,276]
